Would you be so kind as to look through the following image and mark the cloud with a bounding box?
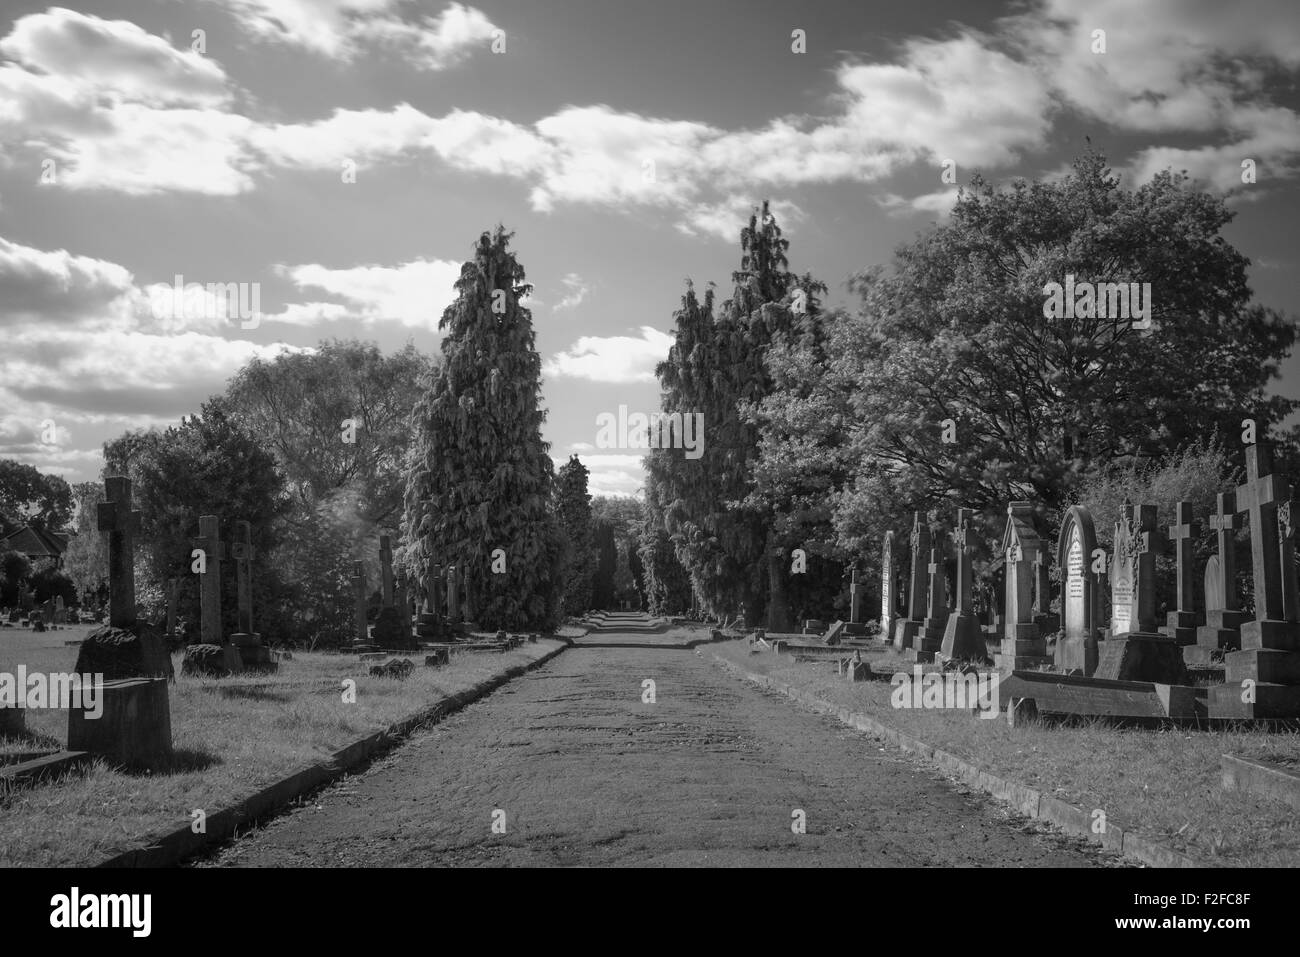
[874,188,961,219]
[543,327,673,384]
[271,257,463,328]
[211,0,498,68]
[552,273,589,312]
[676,196,806,241]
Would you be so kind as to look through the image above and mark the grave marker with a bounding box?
[229,520,275,671]
[1054,505,1100,675]
[910,546,948,662]
[995,502,1051,670]
[879,531,897,641]
[184,514,242,675]
[1189,490,1247,665]
[940,507,985,662]
[1161,501,1200,645]
[351,561,371,649]
[891,513,928,651]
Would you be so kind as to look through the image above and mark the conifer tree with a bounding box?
[556,455,596,615]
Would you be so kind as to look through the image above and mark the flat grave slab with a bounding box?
[998,670,1206,719]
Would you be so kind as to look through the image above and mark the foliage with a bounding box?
[556,456,597,615]
[0,459,73,534]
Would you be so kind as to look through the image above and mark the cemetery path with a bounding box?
[201,635,1112,867]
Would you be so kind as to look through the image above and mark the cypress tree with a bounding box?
[556,454,596,615]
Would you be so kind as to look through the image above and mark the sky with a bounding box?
[0,0,1298,498]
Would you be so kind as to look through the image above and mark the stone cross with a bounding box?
[1033,548,1050,618]
[191,514,225,645]
[230,520,256,636]
[1166,501,1199,638]
[1130,504,1164,633]
[951,509,974,615]
[379,535,395,607]
[926,548,948,623]
[1207,492,1241,611]
[849,568,860,624]
[97,475,141,629]
[351,561,368,643]
[907,513,929,622]
[1237,442,1290,624]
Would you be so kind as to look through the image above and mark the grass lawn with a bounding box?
[709,640,1300,868]
[1,631,565,867]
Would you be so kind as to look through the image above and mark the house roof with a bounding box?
[1,525,68,558]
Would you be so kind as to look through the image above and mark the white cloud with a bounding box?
[212,0,498,68]
[271,257,463,328]
[543,327,673,384]
[552,273,589,312]
[677,196,806,241]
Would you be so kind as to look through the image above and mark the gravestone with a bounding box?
[1210,441,1300,718]
[879,531,897,641]
[1054,505,1100,675]
[53,595,65,625]
[1032,545,1059,636]
[182,514,242,676]
[416,560,446,640]
[910,547,948,662]
[892,513,928,652]
[995,502,1051,670]
[1109,508,1137,636]
[351,561,373,650]
[447,563,460,622]
[372,539,417,651]
[68,475,172,766]
[1160,501,1200,645]
[75,476,172,681]
[940,508,986,663]
[1095,505,1187,683]
[229,520,276,672]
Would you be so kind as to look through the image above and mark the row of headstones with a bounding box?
[350,535,474,651]
[877,441,1300,719]
[3,595,70,627]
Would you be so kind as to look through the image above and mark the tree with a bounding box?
[61,481,108,606]
[401,227,563,630]
[0,459,73,534]
[638,474,694,615]
[591,521,617,609]
[555,456,597,615]
[0,548,31,606]
[225,339,433,529]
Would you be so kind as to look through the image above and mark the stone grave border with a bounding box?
[705,650,1202,869]
[95,639,570,868]
[1220,753,1300,811]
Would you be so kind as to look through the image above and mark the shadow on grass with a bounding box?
[211,685,293,703]
[119,747,222,777]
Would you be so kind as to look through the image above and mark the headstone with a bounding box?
[849,568,860,624]
[416,559,446,640]
[1054,505,1100,675]
[940,508,986,663]
[190,514,241,674]
[447,563,460,622]
[1109,508,1136,636]
[379,535,395,607]
[879,531,897,641]
[351,561,372,649]
[1161,501,1200,645]
[892,513,928,651]
[54,595,65,625]
[1210,441,1300,718]
[910,547,948,661]
[229,520,275,672]
[69,476,172,765]
[1032,545,1059,635]
[995,501,1051,670]
[1095,504,1187,683]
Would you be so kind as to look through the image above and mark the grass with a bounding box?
[0,631,564,867]
[710,640,1300,867]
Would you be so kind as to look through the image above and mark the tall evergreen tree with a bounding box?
[556,455,596,615]
[591,521,617,609]
[401,227,563,630]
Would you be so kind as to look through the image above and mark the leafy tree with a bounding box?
[556,455,597,615]
[61,481,108,606]
[0,459,73,533]
[401,227,563,630]
[0,548,31,606]
[637,474,694,615]
[591,496,646,609]
[591,520,617,609]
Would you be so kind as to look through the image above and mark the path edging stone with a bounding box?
[706,652,1201,869]
[96,641,569,868]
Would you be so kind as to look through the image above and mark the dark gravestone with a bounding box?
[191,514,242,674]
[351,561,373,650]
[892,513,928,651]
[229,520,276,672]
[1161,501,1200,645]
[910,547,947,662]
[940,508,986,663]
[996,501,1051,670]
[1054,506,1101,676]
[1095,505,1188,684]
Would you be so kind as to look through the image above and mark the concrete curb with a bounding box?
[96,641,569,868]
[1221,753,1300,811]
[706,652,1203,869]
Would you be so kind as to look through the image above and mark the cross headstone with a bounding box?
[1163,501,1200,644]
[351,561,369,645]
[379,535,395,608]
[446,562,460,621]
[1237,442,1289,624]
[940,507,985,662]
[230,520,256,637]
[910,545,948,661]
[892,513,928,651]
[849,568,860,624]
[191,515,225,646]
[97,475,141,629]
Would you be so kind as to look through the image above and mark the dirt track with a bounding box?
[201,631,1111,867]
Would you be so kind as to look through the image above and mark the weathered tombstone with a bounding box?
[1032,546,1059,636]
[849,568,860,624]
[68,475,172,766]
[379,535,395,607]
[182,514,242,676]
[416,559,445,640]
[1054,506,1100,675]
[995,502,1051,670]
[1210,441,1300,718]
[910,547,948,661]
[1161,501,1200,645]
[892,513,928,651]
[1095,504,1188,683]
[229,520,276,672]
[351,561,372,650]
[1109,508,1136,636]
[940,508,986,663]
[447,562,460,622]
[879,532,897,641]
[53,595,65,625]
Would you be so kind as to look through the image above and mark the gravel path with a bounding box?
[201,631,1111,867]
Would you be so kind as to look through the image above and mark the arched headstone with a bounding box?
[1054,505,1099,675]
